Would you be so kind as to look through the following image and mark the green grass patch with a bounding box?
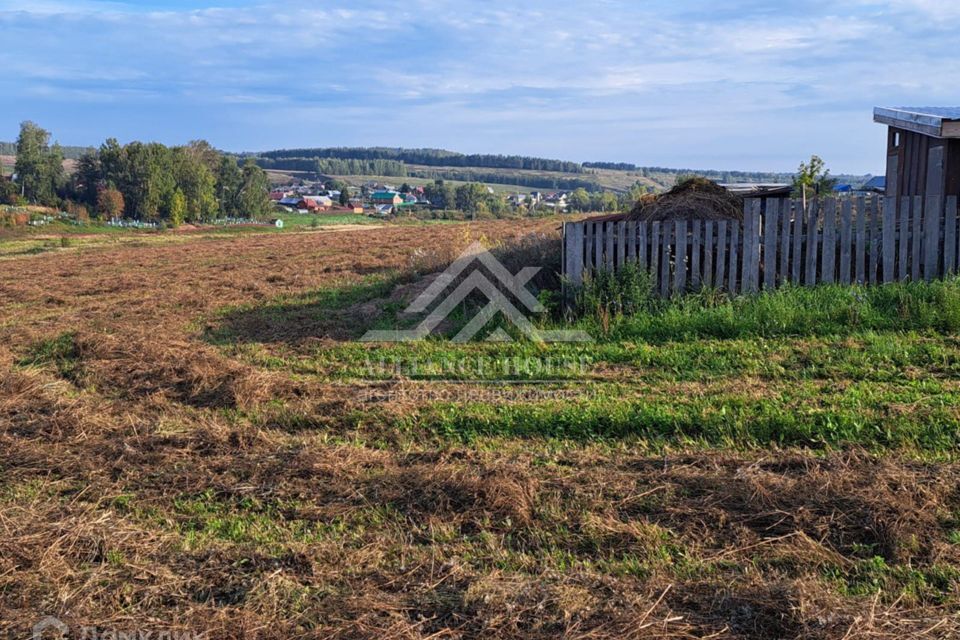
[208,275,960,453]
[18,331,82,381]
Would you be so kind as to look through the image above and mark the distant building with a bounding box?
[298,196,333,212]
[861,176,886,193]
[371,191,403,206]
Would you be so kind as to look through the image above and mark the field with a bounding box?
[2,219,960,639]
[0,212,380,259]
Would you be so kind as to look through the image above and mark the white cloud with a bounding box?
[1,0,959,172]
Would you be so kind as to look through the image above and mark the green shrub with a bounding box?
[574,262,654,332]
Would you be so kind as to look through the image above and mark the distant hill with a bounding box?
[248,147,583,173]
[1,140,872,191]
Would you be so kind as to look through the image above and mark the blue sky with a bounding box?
[1,0,957,173]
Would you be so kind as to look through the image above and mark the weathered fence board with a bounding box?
[715,221,727,290]
[882,196,896,283]
[898,196,910,281]
[925,195,942,281]
[660,223,671,297]
[703,221,714,288]
[674,220,688,294]
[911,196,922,279]
[946,197,958,276]
[805,200,820,286]
[779,202,791,286]
[822,198,837,284]
[564,195,960,297]
[855,196,867,284]
[639,222,648,270]
[792,203,804,285]
[839,199,852,285]
[691,220,702,289]
[868,198,880,284]
[728,222,740,294]
[764,200,779,289]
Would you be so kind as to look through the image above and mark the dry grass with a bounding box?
[1,221,959,638]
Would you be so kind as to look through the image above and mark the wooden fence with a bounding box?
[562,196,960,296]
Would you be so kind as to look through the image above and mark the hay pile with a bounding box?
[628,177,743,222]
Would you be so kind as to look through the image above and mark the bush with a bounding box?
[574,262,654,333]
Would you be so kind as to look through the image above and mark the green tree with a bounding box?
[14,121,60,204]
[169,189,186,226]
[44,143,66,206]
[216,156,243,218]
[339,185,351,207]
[0,178,20,205]
[98,138,126,190]
[793,155,836,205]
[455,182,489,215]
[238,159,271,220]
[592,191,619,213]
[73,151,102,206]
[569,188,591,212]
[172,146,217,222]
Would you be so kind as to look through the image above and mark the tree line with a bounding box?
[0,140,94,160]
[409,169,601,192]
[4,121,272,224]
[255,147,584,173]
[252,156,408,177]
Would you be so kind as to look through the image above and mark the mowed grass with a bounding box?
[6,223,960,638]
[212,277,960,454]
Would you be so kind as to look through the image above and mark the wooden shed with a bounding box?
[874,107,960,201]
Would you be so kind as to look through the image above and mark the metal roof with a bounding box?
[874,107,960,138]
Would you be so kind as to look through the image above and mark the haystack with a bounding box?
[628,177,743,222]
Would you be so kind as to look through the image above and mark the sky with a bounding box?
[1,0,958,174]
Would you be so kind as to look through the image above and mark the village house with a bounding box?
[297,196,333,212]
[371,191,403,206]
